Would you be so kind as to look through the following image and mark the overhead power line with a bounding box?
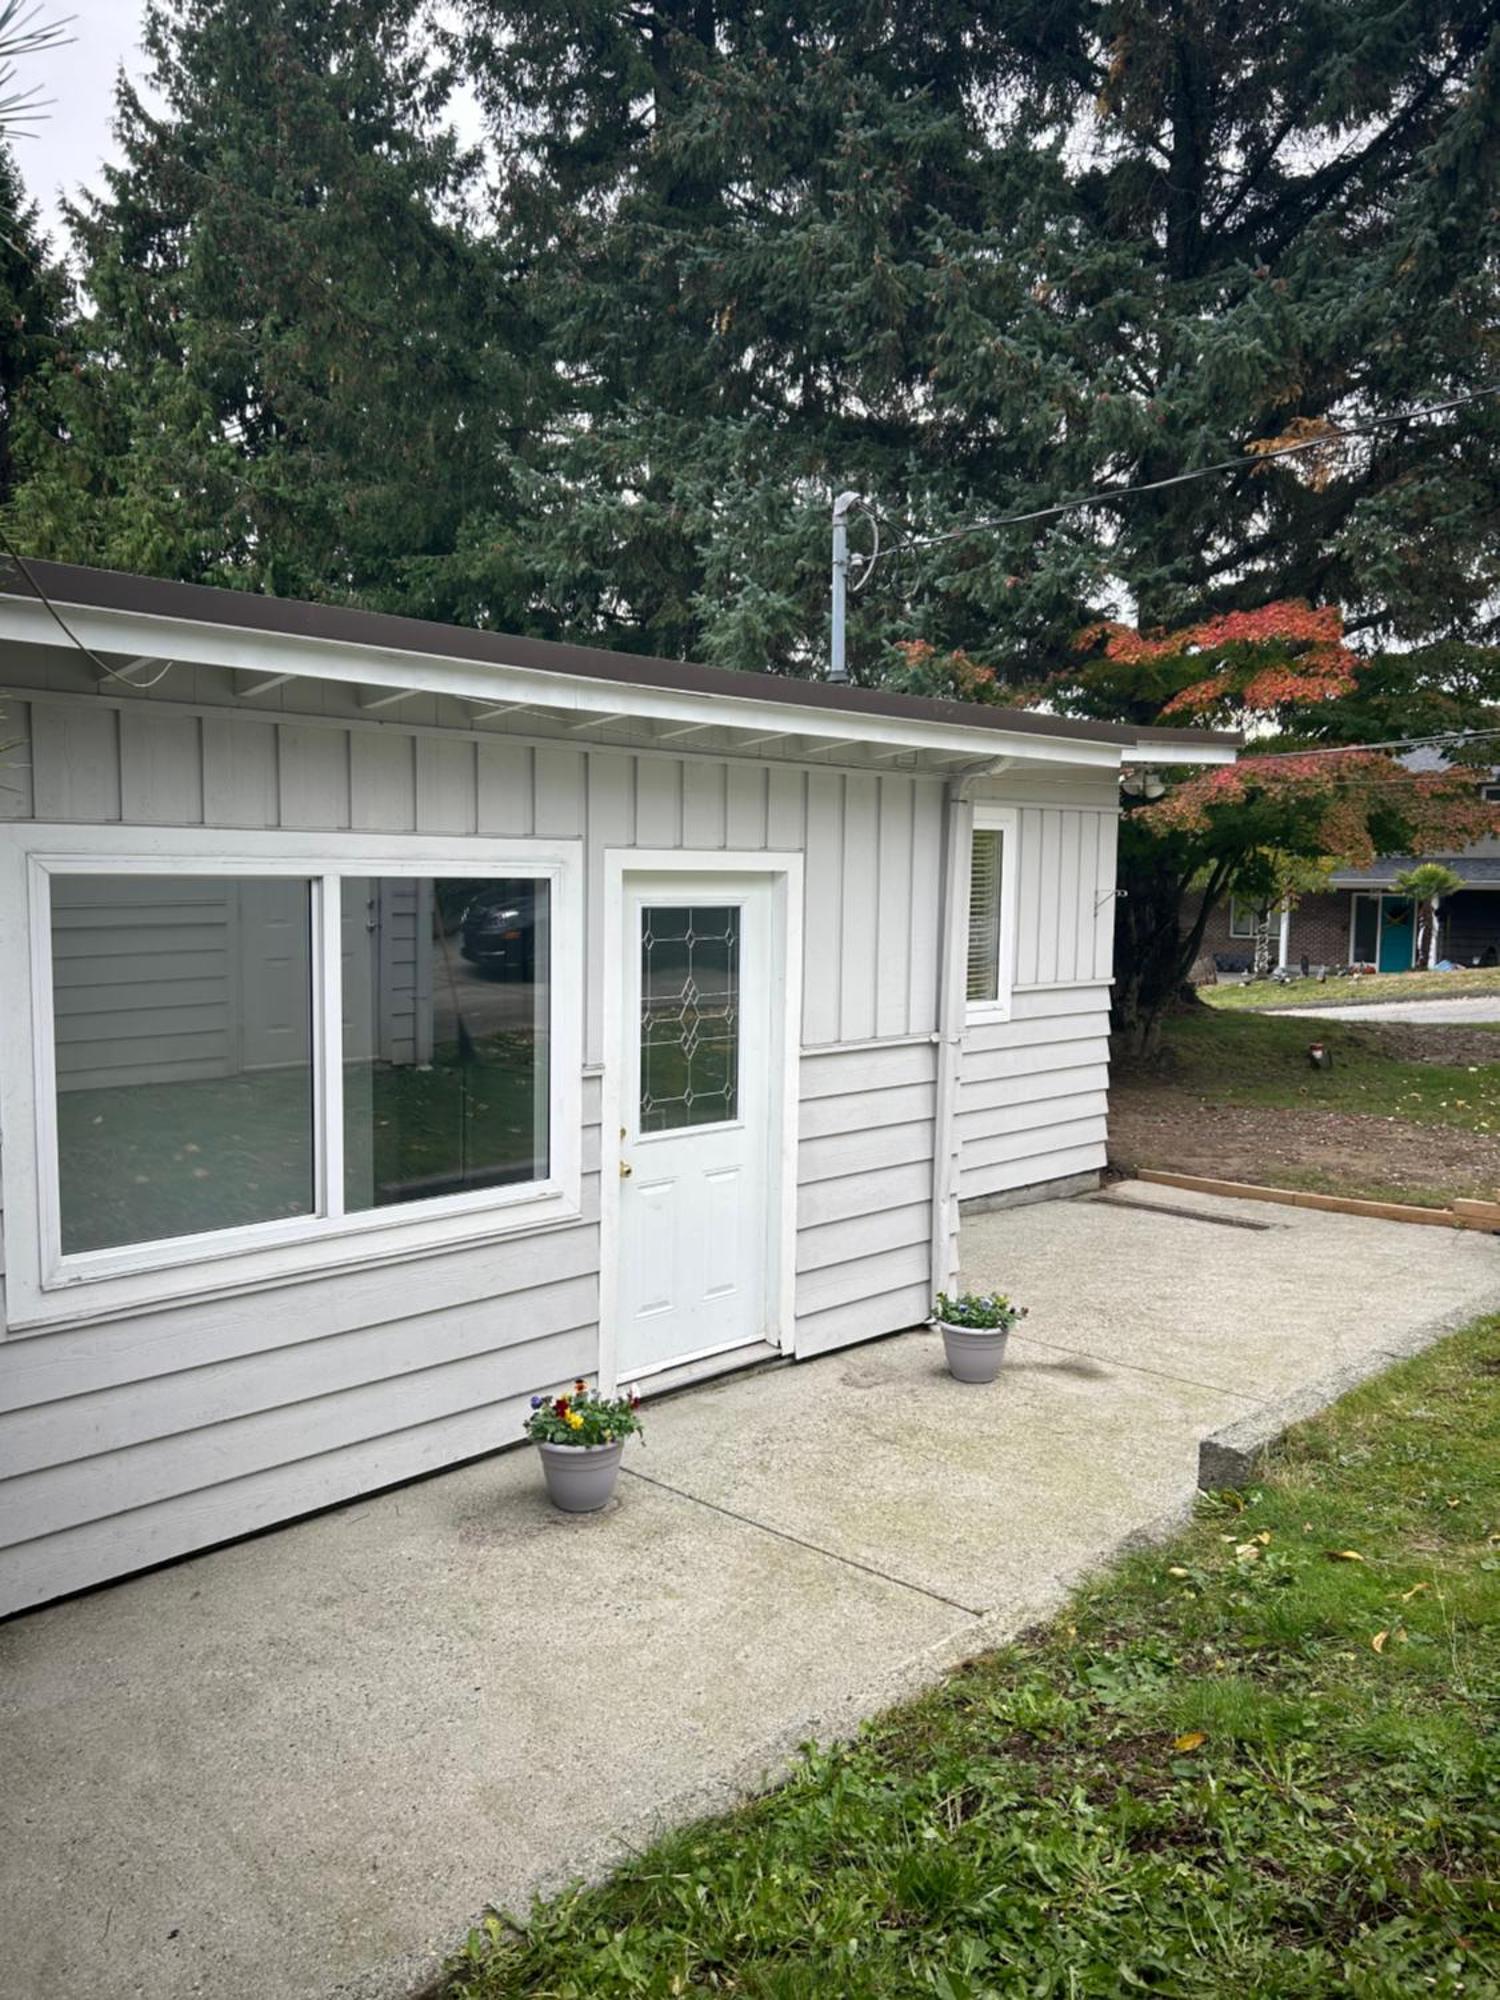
[1230,726,1500,763]
[851,385,1500,580]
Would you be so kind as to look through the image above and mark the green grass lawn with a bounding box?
[1155,1007,1500,1139]
[1203,965,1500,1013]
[445,1319,1500,1997]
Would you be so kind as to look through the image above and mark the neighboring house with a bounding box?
[0,562,1235,1615]
[1188,763,1500,975]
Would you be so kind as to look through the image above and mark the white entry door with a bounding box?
[615,873,778,1380]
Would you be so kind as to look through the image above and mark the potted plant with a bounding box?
[933,1291,1027,1384]
[525,1379,643,1512]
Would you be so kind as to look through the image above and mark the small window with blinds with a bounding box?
[966,828,1005,1005]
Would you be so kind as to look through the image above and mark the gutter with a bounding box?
[0,557,1240,765]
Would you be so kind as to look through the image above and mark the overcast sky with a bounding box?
[16,0,146,245]
[17,2,480,251]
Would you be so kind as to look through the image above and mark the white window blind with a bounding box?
[966,828,1003,1003]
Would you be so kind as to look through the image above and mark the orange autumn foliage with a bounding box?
[1076,601,1358,719]
[1141,751,1500,867]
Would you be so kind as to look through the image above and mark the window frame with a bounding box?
[0,825,583,1332]
[963,804,1019,1026]
[1227,896,1262,939]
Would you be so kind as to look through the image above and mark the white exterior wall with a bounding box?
[0,654,1118,1613]
[956,773,1118,1204]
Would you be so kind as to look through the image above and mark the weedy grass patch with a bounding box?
[1150,1008,1500,1138]
[444,1319,1500,1998]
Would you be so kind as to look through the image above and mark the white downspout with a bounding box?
[1277,900,1292,971]
[929,779,970,1305]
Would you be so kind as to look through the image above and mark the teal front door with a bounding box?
[1377,896,1415,972]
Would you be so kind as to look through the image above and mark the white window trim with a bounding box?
[0,824,583,1332]
[1227,895,1262,940]
[963,804,1018,1026]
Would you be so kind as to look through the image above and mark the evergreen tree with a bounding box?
[10,0,523,616]
[0,142,67,507]
[456,0,1500,673]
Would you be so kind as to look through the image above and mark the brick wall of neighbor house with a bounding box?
[1184,890,1352,978]
[1284,892,1353,967]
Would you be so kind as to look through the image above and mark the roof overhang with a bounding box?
[0,562,1240,773]
[1330,863,1498,890]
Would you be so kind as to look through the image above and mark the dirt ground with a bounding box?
[1108,1083,1500,1205]
[1354,1021,1500,1067]
[1110,1018,1500,1207]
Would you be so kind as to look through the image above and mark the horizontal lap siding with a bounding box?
[0,682,953,1610]
[0,1046,603,1609]
[958,988,1112,1201]
[0,1365,592,1617]
[795,1043,936,1358]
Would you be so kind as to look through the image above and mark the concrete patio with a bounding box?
[3,1180,1497,2000]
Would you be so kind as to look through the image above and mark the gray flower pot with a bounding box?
[937,1320,1011,1384]
[536,1438,626,1513]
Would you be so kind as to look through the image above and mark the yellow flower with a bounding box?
[567,1410,584,1431]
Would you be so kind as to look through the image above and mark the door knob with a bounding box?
[619,1161,633,1178]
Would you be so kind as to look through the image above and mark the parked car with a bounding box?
[460,881,538,979]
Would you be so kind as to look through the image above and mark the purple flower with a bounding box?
[530,1395,544,1409]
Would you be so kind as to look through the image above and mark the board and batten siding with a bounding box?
[957,784,1118,1204]
[0,676,968,1613]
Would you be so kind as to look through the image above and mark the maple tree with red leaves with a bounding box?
[900,600,1500,1050]
[1075,604,1500,1047]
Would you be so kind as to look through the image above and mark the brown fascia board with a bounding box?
[0,559,1241,757]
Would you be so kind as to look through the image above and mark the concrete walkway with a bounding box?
[1270,992,1500,1025]
[3,1183,1497,2000]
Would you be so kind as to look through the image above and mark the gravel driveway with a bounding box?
[1269,993,1500,1026]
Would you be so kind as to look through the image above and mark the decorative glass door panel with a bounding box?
[617,878,775,1380]
[639,905,740,1133]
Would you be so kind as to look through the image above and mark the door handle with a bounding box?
[619,1161,633,1178]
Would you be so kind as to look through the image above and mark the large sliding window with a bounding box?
[1,831,581,1329]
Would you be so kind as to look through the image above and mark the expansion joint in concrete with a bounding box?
[620,1467,989,1619]
[1013,1332,1262,1407]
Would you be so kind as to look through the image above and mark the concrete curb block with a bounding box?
[1197,1297,1492,1491]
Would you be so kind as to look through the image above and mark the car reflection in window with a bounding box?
[460,882,539,981]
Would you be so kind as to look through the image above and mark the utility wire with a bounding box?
[1243,726,1500,763]
[855,385,1500,576]
[0,529,176,688]
[3,380,1496,722]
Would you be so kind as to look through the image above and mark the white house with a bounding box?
[0,562,1236,1615]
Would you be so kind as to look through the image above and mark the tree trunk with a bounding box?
[1110,841,1233,1055]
